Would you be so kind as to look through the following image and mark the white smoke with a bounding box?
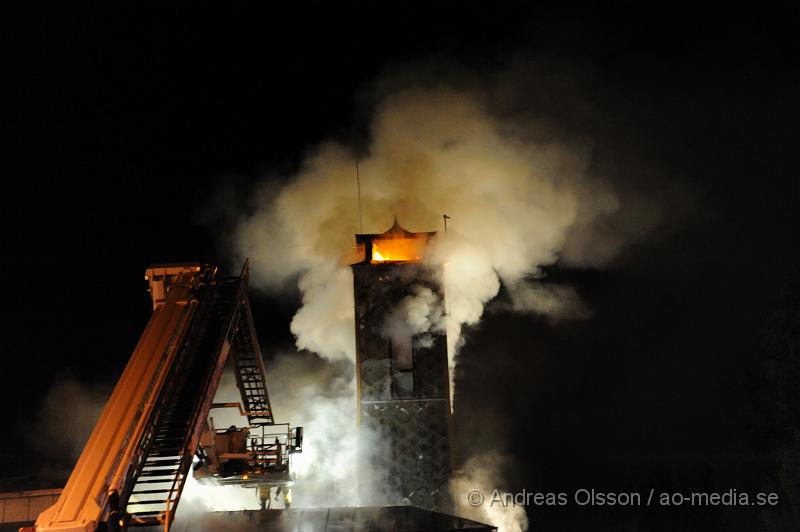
[232,84,655,531]
[382,283,445,349]
[264,354,363,508]
[291,265,356,361]
[236,86,628,368]
[450,452,529,532]
[503,280,590,320]
[179,352,394,513]
[29,376,110,481]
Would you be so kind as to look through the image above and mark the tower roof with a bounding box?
[352,217,437,265]
[355,216,436,242]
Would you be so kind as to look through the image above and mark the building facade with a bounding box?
[351,219,452,510]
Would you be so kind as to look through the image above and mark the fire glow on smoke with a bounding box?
[228,85,655,532]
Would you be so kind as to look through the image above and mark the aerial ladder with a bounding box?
[30,262,302,532]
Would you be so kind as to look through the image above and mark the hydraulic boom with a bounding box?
[31,262,300,531]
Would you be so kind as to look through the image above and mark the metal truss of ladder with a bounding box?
[125,276,242,527]
[230,299,274,426]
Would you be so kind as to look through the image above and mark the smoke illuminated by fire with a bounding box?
[236,86,644,370]
[234,84,656,531]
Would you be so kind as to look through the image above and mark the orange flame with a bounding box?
[371,237,425,263]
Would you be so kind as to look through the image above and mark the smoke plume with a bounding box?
[232,81,656,531]
[450,452,529,532]
[180,352,394,513]
[29,376,109,482]
[236,85,638,366]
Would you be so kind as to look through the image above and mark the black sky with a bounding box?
[2,4,799,531]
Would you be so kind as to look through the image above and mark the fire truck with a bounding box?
[29,262,302,531]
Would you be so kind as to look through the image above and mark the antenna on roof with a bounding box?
[356,159,364,233]
[442,213,452,351]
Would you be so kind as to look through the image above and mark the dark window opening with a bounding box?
[390,338,415,398]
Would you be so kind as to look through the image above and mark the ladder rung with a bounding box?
[137,471,180,478]
[131,488,178,495]
[144,459,181,466]
[128,498,176,505]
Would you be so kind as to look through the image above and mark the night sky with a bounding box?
[2,4,799,531]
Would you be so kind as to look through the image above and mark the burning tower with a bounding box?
[351,218,452,510]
